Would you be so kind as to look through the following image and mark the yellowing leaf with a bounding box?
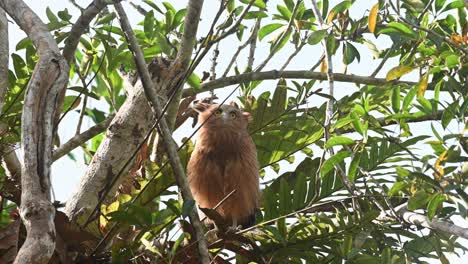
[417,73,429,97]
[368,3,379,33]
[434,150,448,180]
[327,10,335,24]
[386,65,414,81]
[320,60,327,73]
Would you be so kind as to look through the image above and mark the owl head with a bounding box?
[192,101,252,130]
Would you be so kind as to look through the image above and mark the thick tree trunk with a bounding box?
[64,83,153,227]
[0,1,70,263]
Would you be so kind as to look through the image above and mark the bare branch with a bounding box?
[0,0,70,263]
[222,18,261,77]
[247,18,261,70]
[0,7,7,115]
[377,203,468,239]
[114,3,210,262]
[176,0,204,67]
[53,114,114,161]
[279,41,306,71]
[165,0,205,131]
[183,70,418,97]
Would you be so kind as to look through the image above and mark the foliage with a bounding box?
[0,0,467,263]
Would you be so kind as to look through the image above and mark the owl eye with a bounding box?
[214,109,222,116]
[230,112,237,119]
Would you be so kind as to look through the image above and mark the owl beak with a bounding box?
[221,112,229,123]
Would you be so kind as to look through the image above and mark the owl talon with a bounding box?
[226,225,242,234]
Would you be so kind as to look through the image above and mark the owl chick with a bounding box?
[187,102,259,229]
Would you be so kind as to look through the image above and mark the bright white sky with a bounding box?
[6,0,467,262]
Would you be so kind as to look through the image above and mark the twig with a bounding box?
[114,3,210,263]
[247,18,261,70]
[53,114,114,161]
[256,0,301,71]
[222,18,261,77]
[370,45,394,77]
[309,54,325,71]
[279,41,306,71]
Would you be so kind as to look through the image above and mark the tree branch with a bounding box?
[165,0,205,131]
[378,203,468,239]
[114,3,210,263]
[183,70,418,97]
[52,114,114,161]
[0,0,70,263]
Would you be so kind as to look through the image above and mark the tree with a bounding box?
[0,0,467,263]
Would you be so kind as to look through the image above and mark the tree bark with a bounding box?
[0,0,69,263]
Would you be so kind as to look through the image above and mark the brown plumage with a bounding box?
[187,102,259,228]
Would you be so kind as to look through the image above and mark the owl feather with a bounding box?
[187,103,260,228]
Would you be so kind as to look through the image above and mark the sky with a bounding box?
[5,0,467,262]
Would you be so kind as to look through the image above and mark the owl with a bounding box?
[187,102,259,229]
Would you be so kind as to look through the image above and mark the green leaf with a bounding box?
[350,112,365,136]
[279,178,291,215]
[325,136,355,148]
[244,11,268,19]
[389,182,406,196]
[384,22,418,39]
[441,104,455,129]
[46,7,59,23]
[292,172,307,210]
[181,199,195,218]
[416,96,432,114]
[441,0,463,12]
[402,87,417,111]
[143,0,163,14]
[186,73,201,90]
[427,193,445,220]
[11,54,28,79]
[239,0,266,9]
[144,10,155,38]
[57,8,72,21]
[331,1,351,13]
[259,23,285,41]
[391,86,401,113]
[343,43,360,65]
[348,152,361,182]
[307,29,327,45]
[435,0,446,11]
[408,190,429,210]
[445,54,459,69]
[97,12,116,25]
[321,151,351,177]
[263,188,278,220]
[270,29,291,53]
[277,4,291,20]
